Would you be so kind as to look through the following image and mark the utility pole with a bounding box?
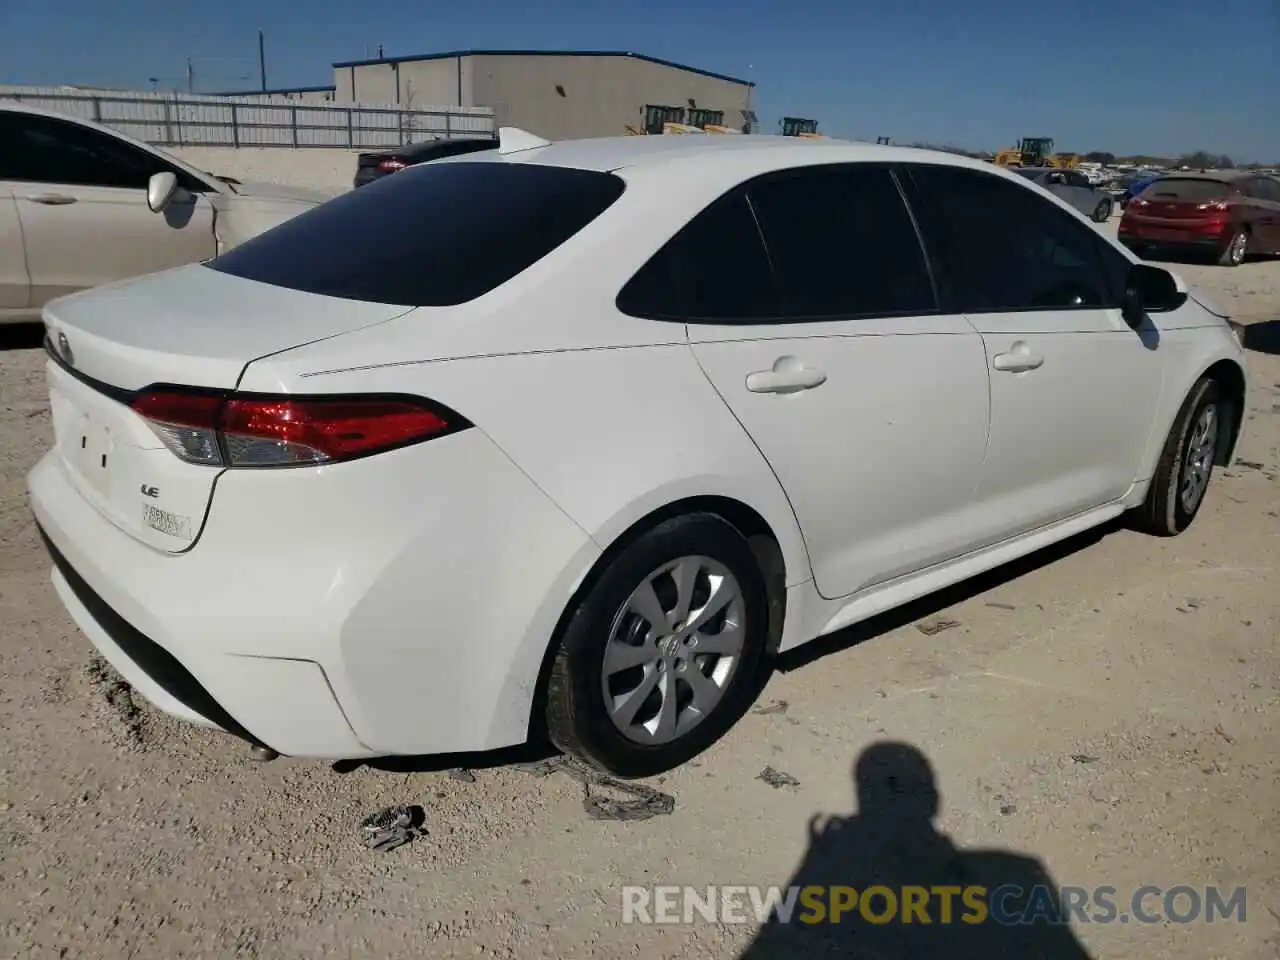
[258,30,267,91]
[186,57,194,94]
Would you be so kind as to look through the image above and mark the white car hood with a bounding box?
[220,179,336,204]
[209,186,327,251]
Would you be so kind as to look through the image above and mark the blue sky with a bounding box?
[1,0,1276,160]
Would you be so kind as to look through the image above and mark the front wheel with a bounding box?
[1131,378,1223,536]
[1092,199,1112,223]
[544,513,769,778]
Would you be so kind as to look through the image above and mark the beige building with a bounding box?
[330,49,755,140]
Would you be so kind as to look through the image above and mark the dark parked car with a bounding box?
[1119,171,1280,266]
[1013,167,1114,222]
[352,136,498,188]
[1118,171,1160,210]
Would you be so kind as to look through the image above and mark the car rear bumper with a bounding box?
[1118,219,1230,250]
[28,427,599,759]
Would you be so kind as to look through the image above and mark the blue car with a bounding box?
[1120,173,1160,209]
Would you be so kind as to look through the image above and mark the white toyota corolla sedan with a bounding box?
[28,129,1247,777]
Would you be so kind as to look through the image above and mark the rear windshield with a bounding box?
[207,161,626,306]
[1142,178,1230,201]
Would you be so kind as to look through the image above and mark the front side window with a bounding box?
[906,164,1127,312]
[209,161,625,306]
[746,164,937,319]
[0,112,204,191]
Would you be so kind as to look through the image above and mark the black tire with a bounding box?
[545,513,769,778]
[1131,377,1222,536]
[1217,229,1248,267]
[1092,199,1112,223]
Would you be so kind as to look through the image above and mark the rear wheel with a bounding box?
[1092,199,1112,223]
[545,514,769,778]
[1218,230,1248,267]
[1131,377,1222,536]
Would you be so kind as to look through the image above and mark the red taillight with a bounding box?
[130,390,465,467]
[377,158,408,174]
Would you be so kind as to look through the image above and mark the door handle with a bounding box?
[27,194,78,205]
[745,356,827,394]
[992,342,1044,373]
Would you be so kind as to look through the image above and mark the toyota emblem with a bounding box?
[57,332,74,367]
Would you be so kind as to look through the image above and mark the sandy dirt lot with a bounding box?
[0,226,1277,959]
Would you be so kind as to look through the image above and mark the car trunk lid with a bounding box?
[42,264,413,553]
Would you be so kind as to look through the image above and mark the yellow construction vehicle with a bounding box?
[781,117,823,138]
[994,137,1080,169]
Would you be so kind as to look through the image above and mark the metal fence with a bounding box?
[0,85,496,148]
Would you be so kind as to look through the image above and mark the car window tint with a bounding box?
[907,164,1124,312]
[747,165,936,318]
[209,161,625,306]
[616,191,781,321]
[1066,171,1090,188]
[0,112,205,191]
[1144,178,1230,201]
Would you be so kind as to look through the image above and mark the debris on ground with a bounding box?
[985,602,1017,611]
[1214,724,1234,745]
[916,617,961,636]
[514,756,676,821]
[447,768,477,782]
[1071,754,1100,764]
[359,805,424,852]
[1236,460,1265,471]
[753,699,790,716]
[756,766,801,790]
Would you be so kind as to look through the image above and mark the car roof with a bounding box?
[440,133,1000,175]
[398,137,498,158]
[1154,170,1257,182]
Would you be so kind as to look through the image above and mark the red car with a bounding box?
[1118,171,1280,266]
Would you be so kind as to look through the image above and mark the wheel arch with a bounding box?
[1202,357,1247,465]
[522,493,799,744]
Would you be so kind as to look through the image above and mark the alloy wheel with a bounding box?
[1180,403,1218,513]
[601,556,746,745]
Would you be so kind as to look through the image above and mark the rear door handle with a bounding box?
[27,194,78,205]
[992,343,1044,373]
[746,356,827,394]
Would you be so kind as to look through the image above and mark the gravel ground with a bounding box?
[1,226,1278,959]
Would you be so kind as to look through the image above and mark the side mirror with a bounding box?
[1122,263,1188,328]
[147,171,179,213]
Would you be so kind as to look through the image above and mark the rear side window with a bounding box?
[208,162,625,306]
[1143,178,1230,201]
[906,164,1127,313]
[616,193,781,321]
[747,164,936,319]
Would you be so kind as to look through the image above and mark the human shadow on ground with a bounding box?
[1242,319,1280,356]
[739,741,1094,959]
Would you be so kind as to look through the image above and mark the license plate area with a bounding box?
[46,360,220,554]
